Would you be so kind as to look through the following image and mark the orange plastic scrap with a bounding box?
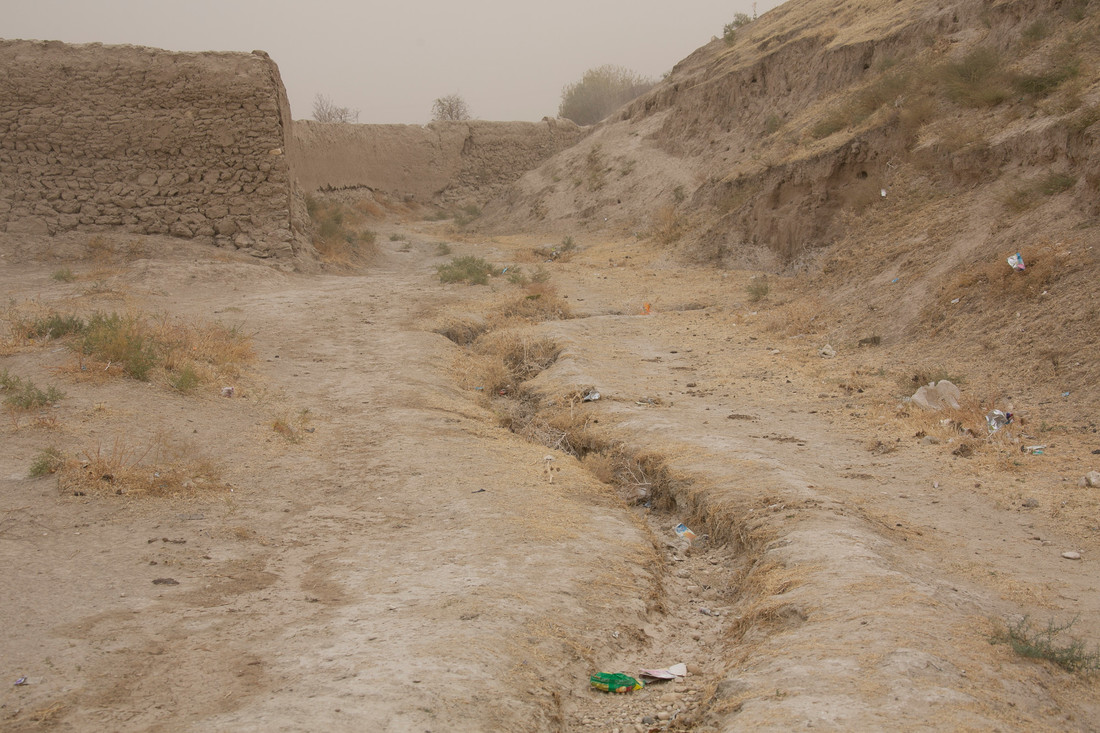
[642,303,651,315]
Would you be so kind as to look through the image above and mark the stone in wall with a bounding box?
[0,39,308,258]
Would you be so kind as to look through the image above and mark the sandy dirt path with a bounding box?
[2,229,1099,731]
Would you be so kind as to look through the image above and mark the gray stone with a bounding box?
[1080,471,1100,488]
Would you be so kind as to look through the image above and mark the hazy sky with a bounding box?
[5,0,780,124]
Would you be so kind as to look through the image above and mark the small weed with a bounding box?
[436,242,452,256]
[1037,172,1077,195]
[0,369,64,410]
[306,195,378,266]
[58,435,223,497]
[620,159,637,176]
[650,206,682,245]
[936,47,1011,107]
[673,185,686,203]
[81,312,158,380]
[29,447,65,477]
[169,364,201,394]
[273,409,312,443]
[389,233,403,241]
[437,255,496,285]
[810,110,848,139]
[27,313,87,340]
[586,145,607,191]
[763,114,782,135]
[723,13,750,44]
[992,616,1100,673]
[52,268,76,283]
[1022,20,1050,44]
[454,205,481,227]
[560,236,576,252]
[746,276,770,303]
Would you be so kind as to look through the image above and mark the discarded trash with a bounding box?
[1063,391,1070,397]
[819,344,836,358]
[590,672,644,693]
[582,391,601,402]
[543,455,555,484]
[14,676,27,686]
[985,410,1013,432]
[891,277,899,284]
[642,303,651,315]
[639,663,687,681]
[1023,445,1046,455]
[674,523,696,541]
[220,386,234,398]
[1007,252,1026,271]
[911,380,961,410]
[950,297,961,304]
[880,188,887,198]
[699,607,720,616]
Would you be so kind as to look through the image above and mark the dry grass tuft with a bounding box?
[57,435,225,498]
[649,205,683,245]
[725,560,811,643]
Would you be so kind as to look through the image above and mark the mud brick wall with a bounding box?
[289,118,588,203]
[0,39,307,258]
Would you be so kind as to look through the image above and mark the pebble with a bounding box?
[1080,471,1100,488]
[1062,551,1082,560]
[657,711,671,721]
[641,716,655,725]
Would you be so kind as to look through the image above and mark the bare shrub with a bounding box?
[432,93,471,121]
[312,94,359,123]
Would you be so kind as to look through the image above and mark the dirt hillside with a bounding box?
[477,0,1100,423]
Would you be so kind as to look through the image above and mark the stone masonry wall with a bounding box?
[0,39,306,258]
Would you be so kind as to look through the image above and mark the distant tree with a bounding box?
[558,65,655,126]
[723,13,753,44]
[312,93,360,123]
[432,94,471,121]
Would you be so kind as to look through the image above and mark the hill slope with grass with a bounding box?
[479,0,1100,423]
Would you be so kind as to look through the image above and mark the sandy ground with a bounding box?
[1,228,1099,731]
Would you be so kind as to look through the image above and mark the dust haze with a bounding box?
[4,0,776,123]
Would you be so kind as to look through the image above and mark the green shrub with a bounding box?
[436,242,453,256]
[169,364,201,394]
[29,447,65,478]
[993,616,1100,673]
[81,312,158,380]
[723,13,751,44]
[29,313,86,340]
[937,47,1011,107]
[52,268,76,283]
[0,369,64,410]
[746,277,770,303]
[437,256,496,285]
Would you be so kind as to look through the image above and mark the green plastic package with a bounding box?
[590,672,644,693]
